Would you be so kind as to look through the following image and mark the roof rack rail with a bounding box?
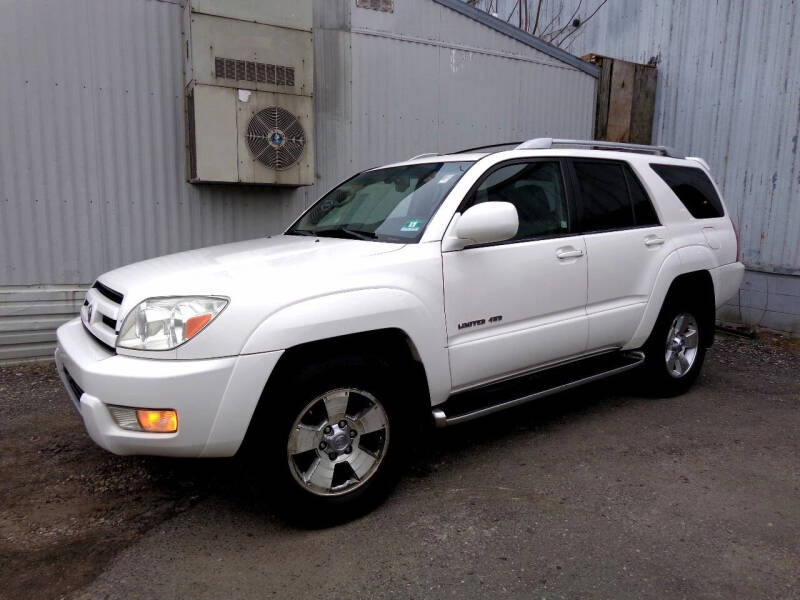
[516,137,682,158]
[453,141,524,154]
[408,152,440,160]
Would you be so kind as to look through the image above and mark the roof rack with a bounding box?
[453,141,525,154]
[409,142,524,159]
[516,137,682,158]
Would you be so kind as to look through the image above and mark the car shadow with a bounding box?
[133,372,649,523]
[411,372,645,471]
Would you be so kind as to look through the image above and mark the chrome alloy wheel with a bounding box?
[287,388,389,496]
[664,313,700,378]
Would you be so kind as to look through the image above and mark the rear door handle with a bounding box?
[556,248,584,259]
[644,236,665,247]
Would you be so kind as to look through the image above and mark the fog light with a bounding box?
[107,406,178,433]
[136,409,178,433]
[108,405,140,431]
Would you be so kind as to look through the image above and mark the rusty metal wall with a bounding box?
[484,0,800,334]
[0,0,597,362]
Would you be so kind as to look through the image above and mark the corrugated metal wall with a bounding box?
[314,0,597,189]
[485,0,800,334]
[0,0,596,362]
[0,0,308,288]
[348,0,596,169]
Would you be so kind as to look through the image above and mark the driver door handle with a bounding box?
[556,248,584,260]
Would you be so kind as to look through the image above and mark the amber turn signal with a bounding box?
[184,313,213,340]
[136,409,178,433]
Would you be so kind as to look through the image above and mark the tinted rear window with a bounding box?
[573,161,635,232]
[650,164,724,218]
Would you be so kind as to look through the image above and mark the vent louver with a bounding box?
[356,0,394,12]
[214,57,295,86]
[246,107,306,170]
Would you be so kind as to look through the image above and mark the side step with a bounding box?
[432,350,645,428]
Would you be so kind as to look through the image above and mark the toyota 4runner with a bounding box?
[55,138,745,521]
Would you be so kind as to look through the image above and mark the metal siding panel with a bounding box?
[350,0,595,171]
[312,0,354,198]
[0,0,308,287]
[0,285,88,365]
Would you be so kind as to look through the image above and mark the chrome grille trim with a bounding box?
[81,281,124,349]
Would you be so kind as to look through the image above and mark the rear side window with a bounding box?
[650,164,724,218]
[573,160,660,232]
[573,161,634,232]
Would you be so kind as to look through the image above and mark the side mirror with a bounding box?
[449,201,518,249]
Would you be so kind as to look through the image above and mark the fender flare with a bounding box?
[625,245,717,349]
[240,288,451,405]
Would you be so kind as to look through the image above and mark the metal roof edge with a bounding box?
[430,0,600,78]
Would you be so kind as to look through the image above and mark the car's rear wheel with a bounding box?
[663,312,701,378]
[641,297,708,396]
[250,354,407,525]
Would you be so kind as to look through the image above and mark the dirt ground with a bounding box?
[0,332,798,600]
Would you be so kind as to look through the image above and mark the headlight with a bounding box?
[117,296,228,351]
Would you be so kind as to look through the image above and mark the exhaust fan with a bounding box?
[246,107,306,171]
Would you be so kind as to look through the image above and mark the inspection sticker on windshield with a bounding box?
[401,219,425,232]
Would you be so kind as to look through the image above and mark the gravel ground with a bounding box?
[1,333,798,600]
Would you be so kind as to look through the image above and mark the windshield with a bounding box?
[287,162,474,242]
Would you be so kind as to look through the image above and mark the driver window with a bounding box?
[469,161,569,241]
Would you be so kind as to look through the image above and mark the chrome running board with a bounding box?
[432,351,645,428]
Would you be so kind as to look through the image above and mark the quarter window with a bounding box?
[468,161,569,241]
[626,169,660,226]
[650,164,724,218]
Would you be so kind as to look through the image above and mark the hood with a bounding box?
[98,235,404,303]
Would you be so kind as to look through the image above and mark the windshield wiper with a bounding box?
[286,229,315,236]
[314,228,378,241]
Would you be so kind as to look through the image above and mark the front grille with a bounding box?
[83,280,124,350]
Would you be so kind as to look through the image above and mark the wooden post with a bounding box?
[583,53,657,144]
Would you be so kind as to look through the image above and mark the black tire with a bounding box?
[640,295,708,397]
[248,354,409,526]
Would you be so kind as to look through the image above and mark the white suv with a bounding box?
[55,138,744,521]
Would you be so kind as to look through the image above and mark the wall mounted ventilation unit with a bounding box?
[182,0,314,186]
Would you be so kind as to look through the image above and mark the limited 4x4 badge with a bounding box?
[458,315,503,330]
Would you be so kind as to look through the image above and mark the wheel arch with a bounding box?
[661,270,716,347]
[626,249,717,349]
[240,328,433,453]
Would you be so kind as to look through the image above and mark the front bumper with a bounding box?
[54,318,282,457]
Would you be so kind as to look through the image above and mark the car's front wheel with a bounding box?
[251,355,407,525]
[286,386,390,497]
